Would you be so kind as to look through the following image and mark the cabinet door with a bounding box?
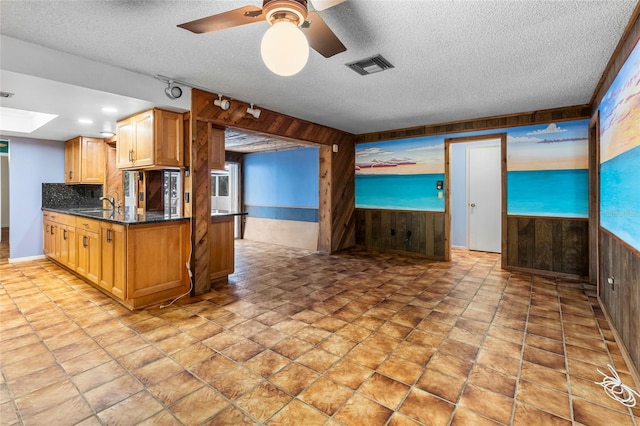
[65,226,77,270]
[209,218,234,280]
[133,111,154,167]
[64,138,81,183]
[209,126,226,171]
[116,118,135,169]
[155,109,183,167]
[99,224,114,292]
[43,221,52,255]
[111,225,126,300]
[81,137,105,183]
[77,230,99,284]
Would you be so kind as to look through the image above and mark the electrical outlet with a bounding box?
[607,276,615,290]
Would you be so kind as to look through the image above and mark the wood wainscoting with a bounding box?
[505,215,589,278]
[599,229,640,383]
[355,208,446,260]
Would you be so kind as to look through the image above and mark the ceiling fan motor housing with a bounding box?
[263,0,308,26]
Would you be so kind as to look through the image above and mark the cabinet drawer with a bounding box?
[56,214,76,226]
[76,217,100,233]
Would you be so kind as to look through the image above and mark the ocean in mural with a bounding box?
[601,146,640,250]
[507,169,588,217]
[356,174,445,211]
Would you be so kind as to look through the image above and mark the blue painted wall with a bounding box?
[244,147,319,222]
[5,136,64,260]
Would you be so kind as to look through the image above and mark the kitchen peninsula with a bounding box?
[42,205,190,310]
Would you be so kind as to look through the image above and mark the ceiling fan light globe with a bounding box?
[261,20,309,77]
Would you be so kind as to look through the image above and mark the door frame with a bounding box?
[444,133,507,267]
[588,111,600,289]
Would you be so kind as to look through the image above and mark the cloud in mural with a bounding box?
[526,123,568,135]
[508,135,543,144]
[356,147,392,158]
[404,143,444,152]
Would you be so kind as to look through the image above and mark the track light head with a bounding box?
[246,103,261,119]
[164,80,182,99]
[214,95,231,111]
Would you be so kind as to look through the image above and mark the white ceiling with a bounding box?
[0,0,637,143]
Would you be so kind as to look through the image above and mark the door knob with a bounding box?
[470,203,476,207]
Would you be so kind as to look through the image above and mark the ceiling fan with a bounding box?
[177,0,348,76]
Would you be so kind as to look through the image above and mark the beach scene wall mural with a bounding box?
[356,120,589,217]
[599,39,640,252]
[506,121,588,217]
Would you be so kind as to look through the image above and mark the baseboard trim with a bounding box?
[598,296,640,392]
[8,254,46,263]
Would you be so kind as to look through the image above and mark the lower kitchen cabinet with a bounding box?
[99,222,126,300]
[43,211,190,309]
[76,218,100,285]
[209,215,235,281]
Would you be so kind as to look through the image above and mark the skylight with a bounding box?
[0,106,58,133]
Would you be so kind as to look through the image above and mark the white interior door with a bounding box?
[468,145,501,253]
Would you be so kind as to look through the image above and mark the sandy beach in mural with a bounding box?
[356,162,442,175]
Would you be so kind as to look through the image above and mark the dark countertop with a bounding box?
[43,207,190,225]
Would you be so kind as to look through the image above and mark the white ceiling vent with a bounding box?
[346,54,394,76]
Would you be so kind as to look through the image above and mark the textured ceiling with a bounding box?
[0,0,637,140]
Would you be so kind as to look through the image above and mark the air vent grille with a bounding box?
[346,54,394,76]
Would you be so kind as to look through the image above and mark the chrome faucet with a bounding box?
[99,196,115,210]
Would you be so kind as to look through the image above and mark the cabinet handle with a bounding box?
[51,226,54,235]
[106,229,112,243]
[83,236,88,248]
[63,229,67,240]
[129,149,134,162]
[69,171,72,179]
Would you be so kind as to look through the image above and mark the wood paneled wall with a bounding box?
[355,105,591,143]
[190,89,356,294]
[104,145,123,208]
[355,209,446,260]
[592,6,640,382]
[506,216,588,277]
[600,230,640,383]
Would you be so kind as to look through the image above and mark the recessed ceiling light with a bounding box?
[100,131,115,137]
[101,107,118,113]
[0,106,57,133]
[78,118,93,124]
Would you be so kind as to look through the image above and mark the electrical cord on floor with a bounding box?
[595,364,640,408]
[160,219,194,309]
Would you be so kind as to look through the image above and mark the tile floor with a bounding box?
[1,240,639,425]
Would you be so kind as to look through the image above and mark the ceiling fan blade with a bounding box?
[310,0,347,11]
[177,6,264,34]
[301,12,346,58]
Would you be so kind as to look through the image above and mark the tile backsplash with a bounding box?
[42,183,103,209]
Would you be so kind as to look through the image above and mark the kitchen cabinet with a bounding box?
[116,108,183,170]
[126,221,190,308]
[99,222,126,300]
[76,217,100,285]
[43,209,190,309]
[209,126,226,171]
[64,137,105,184]
[209,215,234,281]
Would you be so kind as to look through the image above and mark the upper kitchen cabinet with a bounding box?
[64,137,105,184]
[116,108,184,170]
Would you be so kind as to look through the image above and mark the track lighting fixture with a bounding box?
[246,103,261,119]
[164,80,182,99]
[214,95,231,111]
